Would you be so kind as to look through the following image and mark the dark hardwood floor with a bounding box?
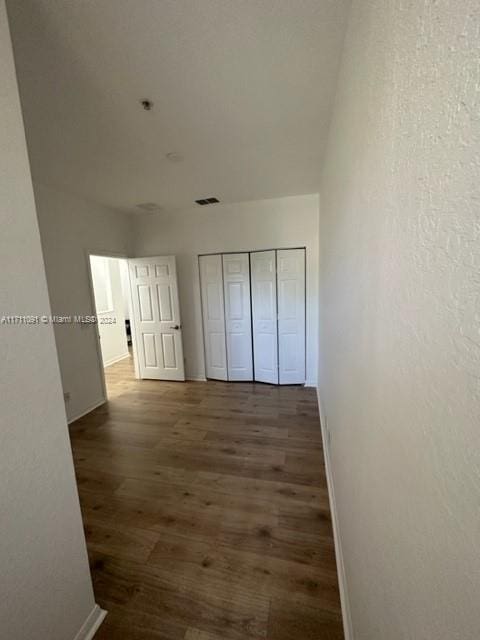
[70,355,343,640]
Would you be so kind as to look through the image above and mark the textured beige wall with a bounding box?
[318,1,480,639]
[0,2,96,637]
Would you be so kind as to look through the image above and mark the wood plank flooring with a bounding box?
[70,355,343,640]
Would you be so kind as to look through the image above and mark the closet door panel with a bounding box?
[277,249,306,384]
[251,250,278,384]
[223,253,253,381]
[199,254,228,380]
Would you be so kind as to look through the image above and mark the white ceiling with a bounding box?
[7,0,350,213]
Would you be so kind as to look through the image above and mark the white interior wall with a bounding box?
[0,3,99,637]
[318,2,480,639]
[90,256,129,368]
[34,183,132,421]
[133,194,319,384]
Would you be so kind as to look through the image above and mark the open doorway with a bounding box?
[89,254,133,398]
[88,253,187,400]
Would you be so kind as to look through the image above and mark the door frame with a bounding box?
[85,249,133,402]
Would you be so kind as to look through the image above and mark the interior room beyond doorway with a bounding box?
[89,255,132,397]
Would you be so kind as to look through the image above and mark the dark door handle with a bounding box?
[170,325,180,330]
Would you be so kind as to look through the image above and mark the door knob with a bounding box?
[170,325,180,330]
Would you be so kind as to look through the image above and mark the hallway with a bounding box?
[70,357,343,639]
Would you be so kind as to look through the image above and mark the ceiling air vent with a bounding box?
[195,197,220,205]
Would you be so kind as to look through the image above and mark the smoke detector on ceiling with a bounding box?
[195,197,220,206]
[140,99,153,111]
[136,202,162,213]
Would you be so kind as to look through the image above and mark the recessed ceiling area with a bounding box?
[6,0,351,213]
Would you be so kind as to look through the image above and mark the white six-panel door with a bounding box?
[199,254,228,380]
[277,249,306,384]
[222,253,253,381]
[251,251,278,384]
[128,256,185,381]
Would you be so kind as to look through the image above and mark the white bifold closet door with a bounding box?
[251,251,278,384]
[199,254,228,380]
[277,249,306,384]
[200,249,305,385]
[222,253,253,381]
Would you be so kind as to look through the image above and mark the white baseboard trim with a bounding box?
[67,398,106,424]
[73,604,107,640]
[317,388,354,640]
[104,352,131,368]
[186,375,207,382]
[304,379,317,388]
